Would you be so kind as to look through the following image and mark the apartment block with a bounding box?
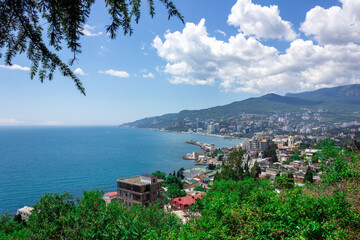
[117,174,163,206]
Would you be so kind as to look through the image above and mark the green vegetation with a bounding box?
[304,166,314,183]
[2,140,360,239]
[152,170,166,180]
[193,185,206,192]
[250,161,261,178]
[274,172,295,189]
[167,183,186,199]
[163,175,183,189]
[214,149,248,181]
[206,163,216,170]
[1,190,182,239]
[263,143,278,163]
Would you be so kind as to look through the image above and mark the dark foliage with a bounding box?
[304,166,314,183]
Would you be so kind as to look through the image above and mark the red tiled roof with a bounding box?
[195,174,206,179]
[170,195,202,206]
[105,192,117,197]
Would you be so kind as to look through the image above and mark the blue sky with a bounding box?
[1,0,359,125]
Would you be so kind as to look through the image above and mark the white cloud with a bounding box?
[153,19,360,94]
[98,69,130,78]
[81,24,103,37]
[143,72,154,78]
[300,0,360,45]
[74,67,86,76]
[0,118,24,125]
[0,64,30,71]
[215,29,226,37]
[227,0,297,41]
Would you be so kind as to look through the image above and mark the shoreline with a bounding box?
[122,126,250,141]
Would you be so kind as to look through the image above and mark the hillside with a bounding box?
[286,84,360,104]
[122,84,360,129]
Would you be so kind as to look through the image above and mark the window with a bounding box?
[133,185,141,192]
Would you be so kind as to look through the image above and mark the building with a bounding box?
[102,192,118,204]
[236,124,242,132]
[170,195,202,210]
[249,137,258,150]
[117,174,163,207]
[258,139,268,151]
[288,135,294,148]
[207,124,215,134]
[249,136,268,151]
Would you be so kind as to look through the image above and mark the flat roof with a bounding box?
[117,176,163,186]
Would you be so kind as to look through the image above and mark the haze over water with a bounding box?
[0,126,243,214]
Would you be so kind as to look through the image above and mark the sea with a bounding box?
[0,126,244,214]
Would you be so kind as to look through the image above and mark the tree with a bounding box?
[193,185,206,192]
[166,183,186,199]
[304,166,313,183]
[207,163,216,170]
[176,167,185,179]
[312,152,319,163]
[274,172,294,189]
[263,143,277,158]
[152,170,166,180]
[215,149,245,181]
[0,0,184,95]
[251,161,261,178]
[163,175,183,189]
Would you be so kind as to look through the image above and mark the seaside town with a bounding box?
[158,110,360,142]
[15,133,331,223]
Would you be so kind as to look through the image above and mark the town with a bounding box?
[97,133,332,223]
[169,110,360,143]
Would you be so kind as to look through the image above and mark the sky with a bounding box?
[1,0,359,125]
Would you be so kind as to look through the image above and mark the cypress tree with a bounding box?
[304,166,314,183]
[251,161,261,178]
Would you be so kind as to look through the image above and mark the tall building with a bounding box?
[258,139,268,151]
[117,174,163,207]
[249,137,258,150]
[249,136,268,151]
[288,135,294,148]
[236,124,242,132]
[207,124,215,134]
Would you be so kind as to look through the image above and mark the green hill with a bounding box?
[123,84,360,128]
[286,84,360,105]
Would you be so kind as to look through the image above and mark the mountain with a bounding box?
[285,84,360,105]
[122,84,360,129]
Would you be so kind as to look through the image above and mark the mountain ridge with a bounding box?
[122,84,360,128]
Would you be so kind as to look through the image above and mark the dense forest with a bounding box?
[1,140,360,239]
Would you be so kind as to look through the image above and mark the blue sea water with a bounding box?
[0,126,244,214]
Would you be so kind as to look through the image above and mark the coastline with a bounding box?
[122,126,250,141]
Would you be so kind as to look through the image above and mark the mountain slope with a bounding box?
[285,84,360,104]
[123,85,360,128]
